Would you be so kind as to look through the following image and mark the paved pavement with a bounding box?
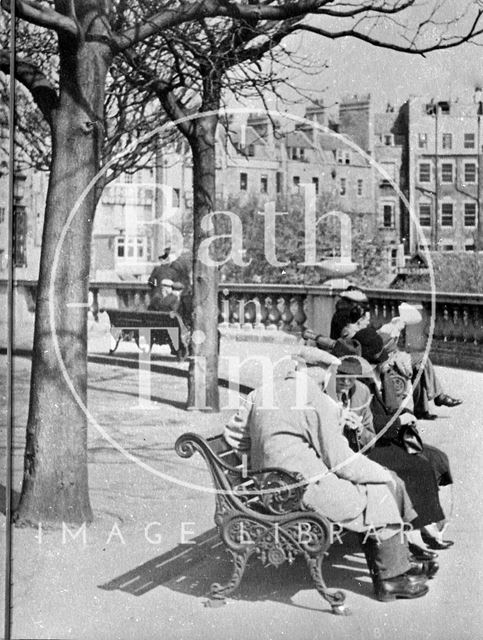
[1,334,483,640]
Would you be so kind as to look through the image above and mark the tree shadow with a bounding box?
[0,484,21,515]
[98,528,374,613]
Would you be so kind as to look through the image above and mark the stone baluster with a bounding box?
[266,296,281,329]
[280,296,294,332]
[291,296,307,334]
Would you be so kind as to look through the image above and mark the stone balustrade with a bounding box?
[2,279,482,370]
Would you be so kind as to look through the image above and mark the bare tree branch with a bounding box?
[0,48,57,126]
[1,0,78,36]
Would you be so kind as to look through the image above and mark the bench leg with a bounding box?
[305,552,350,615]
[109,332,122,354]
[210,550,249,601]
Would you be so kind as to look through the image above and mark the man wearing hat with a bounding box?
[225,345,430,602]
[148,278,179,312]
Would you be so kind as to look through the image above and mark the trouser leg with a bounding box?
[412,377,429,415]
[360,530,411,581]
[411,352,443,402]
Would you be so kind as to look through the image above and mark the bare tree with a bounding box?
[1,0,482,524]
[2,0,372,525]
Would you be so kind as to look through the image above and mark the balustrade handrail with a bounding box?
[3,279,483,306]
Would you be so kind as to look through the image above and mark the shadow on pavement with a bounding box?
[98,528,373,612]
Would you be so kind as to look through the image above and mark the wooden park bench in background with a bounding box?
[102,308,190,361]
[175,432,350,615]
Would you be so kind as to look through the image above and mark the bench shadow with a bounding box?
[88,384,186,410]
[98,528,373,613]
[0,484,21,515]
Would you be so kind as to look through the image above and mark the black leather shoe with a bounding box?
[408,543,438,561]
[421,535,454,550]
[434,394,462,408]
[414,411,438,420]
[409,560,439,579]
[374,574,429,602]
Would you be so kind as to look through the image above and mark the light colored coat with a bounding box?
[247,371,409,532]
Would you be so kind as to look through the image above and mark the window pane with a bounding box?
[464,133,475,149]
[464,163,476,183]
[419,203,431,227]
[418,133,427,149]
[441,163,453,182]
[419,163,431,182]
[464,203,476,226]
[442,133,452,149]
[339,178,346,195]
[240,173,247,191]
[441,203,453,226]
[383,204,393,227]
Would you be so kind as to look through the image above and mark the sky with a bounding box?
[239,2,483,119]
[302,34,483,112]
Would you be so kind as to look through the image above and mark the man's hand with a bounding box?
[399,412,417,426]
[342,409,363,432]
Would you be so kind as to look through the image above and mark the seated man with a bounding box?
[148,278,179,312]
[225,346,431,602]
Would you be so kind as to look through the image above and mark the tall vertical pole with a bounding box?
[477,106,482,252]
[433,105,439,251]
[5,3,16,640]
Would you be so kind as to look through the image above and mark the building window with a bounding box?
[357,179,363,196]
[465,242,475,251]
[312,177,319,195]
[124,173,133,183]
[248,144,255,157]
[300,148,305,161]
[441,243,454,251]
[418,162,431,182]
[464,202,477,227]
[384,134,394,146]
[240,172,248,191]
[260,174,268,194]
[464,133,475,149]
[339,178,346,196]
[116,236,151,261]
[441,163,453,183]
[116,237,125,257]
[0,207,5,223]
[441,202,453,227]
[464,162,477,183]
[442,133,452,150]
[336,150,351,164]
[276,172,283,194]
[292,176,300,193]
[382,203,394,228]
[172,188,180,208]
[419,203,431,227]
[291,147,298,160]
[418,133,428,149]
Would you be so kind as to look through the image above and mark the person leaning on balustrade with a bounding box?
[224,346,436,602]
[329,288,462,420]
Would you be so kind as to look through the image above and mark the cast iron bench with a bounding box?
[175,432,350,615]
[102,308,190,361]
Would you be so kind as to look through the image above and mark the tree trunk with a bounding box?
[186,113,220,411]
[14,30,111,525]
